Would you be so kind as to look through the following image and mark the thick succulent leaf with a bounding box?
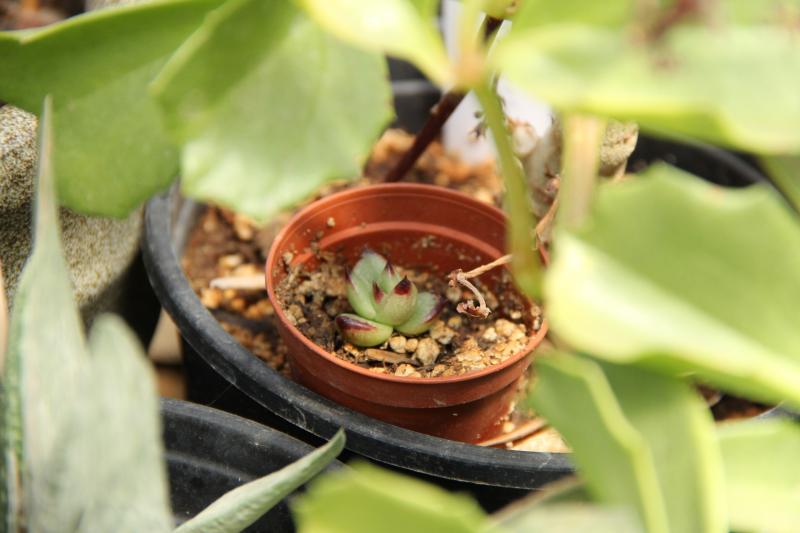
[77,315,172,533]
[761,155,800,213]
[151,0,392,222]
[374,277,417,326]
[351,250,389,285]
[497,502,642,533]
[496,2,800,153]
[297,0,450,86]
[718,419,800,533]
[0,0,223,217]
[377,262,404,293]
[346,269,377,320]
[3,97,88,530]
[346,251,392,319]
[292,461,496,533]
[545,164,800,409]
[176,430,345,533]
[395,292,444,336]
[2,99,173,532]
[336,314,393,347]
[0,267,6,370]
[0,235,15,532]
[530,353,725,533]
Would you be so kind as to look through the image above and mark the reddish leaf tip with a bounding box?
[372,281,384,303]
[335,314,376,331]
[393,277,412,295]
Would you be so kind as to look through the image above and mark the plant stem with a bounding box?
[384,16,502,183]
[474,81,542,299]
[559,114,606,230]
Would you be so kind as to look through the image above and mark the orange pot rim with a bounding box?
[265,183,548,387]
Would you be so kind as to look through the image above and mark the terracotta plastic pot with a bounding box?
[265,184,547,443]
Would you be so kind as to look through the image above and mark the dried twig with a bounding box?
[447,254,512,317]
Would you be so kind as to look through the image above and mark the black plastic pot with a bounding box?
[143,137,768,509]
[162,398,342,532]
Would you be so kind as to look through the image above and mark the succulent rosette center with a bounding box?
[335,250,445,347]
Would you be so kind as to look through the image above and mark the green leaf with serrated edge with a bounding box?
[395,292,442,336]
[599,362,725,533]
[0,0,223,217]
[544,164,800,409]
[530,353,725,533]
[293,461,497,533]
[151,0,392,223]
[176,429,345,533]
[298,0,450,86]
[77,316,172,533]
[495,2,800,153]
[761,155,800,213]
[718,419,800,533]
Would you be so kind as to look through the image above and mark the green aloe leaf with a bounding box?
[495,1,800,153]
[292,461,497,533]
[718,418,800,533]
[2,96,88,530]
[151,0,392,222]
[530,353,724,533]
[175,430,345,533]
[1,98,173,531]
[298,0,450,86]
[0,0,223,217]
[545,164,800,408]
[0,261,9,533]
[78,315,173,533]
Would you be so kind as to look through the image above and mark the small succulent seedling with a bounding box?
[336,250,444,347]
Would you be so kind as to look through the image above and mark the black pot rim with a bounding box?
[161,397,326,460]
[144,140,774,490]
[144,192,572,490]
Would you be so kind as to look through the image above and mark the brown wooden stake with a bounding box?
[383,16,503,183]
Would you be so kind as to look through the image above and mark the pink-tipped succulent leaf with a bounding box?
[341,250,438,343]
[335,314,393,347]
[373,276,417,326]
[395,292,446,336]
[377,261,403,292]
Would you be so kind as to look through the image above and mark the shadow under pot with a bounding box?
[265,183,547,443]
